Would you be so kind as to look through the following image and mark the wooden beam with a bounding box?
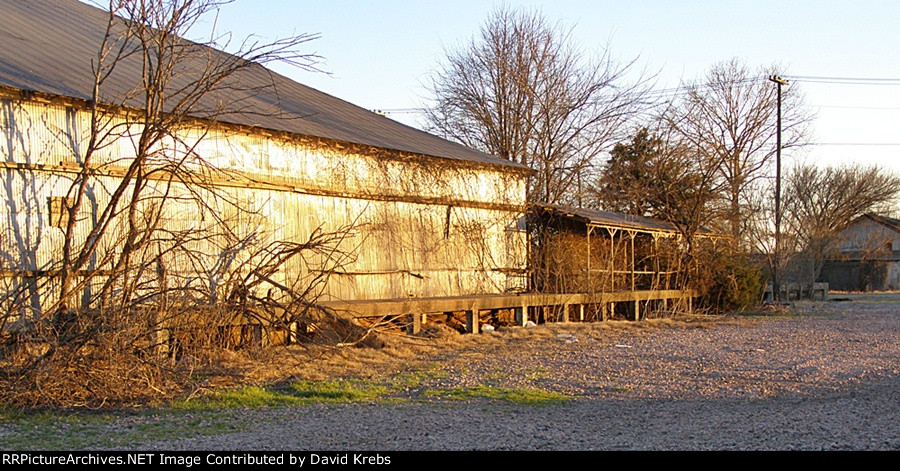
[407,312,423,334]
[322,290,695,320]
[587,226,592,293]
[653,234,660,288]
[607,228,617,291]
[466,308,480,334]
[0,161,524,213]
[629,230,637,292]
[514,305,527,326]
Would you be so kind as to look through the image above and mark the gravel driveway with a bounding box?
[129,296,898,451]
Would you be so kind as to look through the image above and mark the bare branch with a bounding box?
[425,6,652,204]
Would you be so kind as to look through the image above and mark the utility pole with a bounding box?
[769,75,788,302]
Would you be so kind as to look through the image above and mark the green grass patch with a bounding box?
[0,377,397,448]
[423,386,570,406]
[290,379,388,402]
[386,368,450,389]
[173,386,305,410]
[0,410,115,449]
[173,379,391,411]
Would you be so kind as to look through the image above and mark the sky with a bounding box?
[169,1,900,173]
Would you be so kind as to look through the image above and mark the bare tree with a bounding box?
[55,0,321,315]
[783,163,900,289]
[664,59,812,241]
[0,0,346,407]
[425,6,650,204]
[590,123,768,312]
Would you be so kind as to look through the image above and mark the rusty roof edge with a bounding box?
[0,84,534,176]
[0,0,533,173]
[531,202,722,237]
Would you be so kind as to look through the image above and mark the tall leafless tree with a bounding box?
[425,6,651,204]
[663,59,812,242]
[56,0,321,315]
[0,0,351,407]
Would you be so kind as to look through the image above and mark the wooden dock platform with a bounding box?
[320,289,694,333]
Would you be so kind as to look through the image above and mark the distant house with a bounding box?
[0,0,530,329]
[819,214,900,291]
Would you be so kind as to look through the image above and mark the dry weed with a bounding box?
[1,307,735,409]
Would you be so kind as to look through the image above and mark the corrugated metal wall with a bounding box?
[0,97,528,317]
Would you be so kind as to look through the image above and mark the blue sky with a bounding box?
[161,1,900,172]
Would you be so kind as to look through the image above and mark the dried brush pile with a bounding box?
[0,303,383,409]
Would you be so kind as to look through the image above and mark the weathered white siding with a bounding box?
[837,218,900,253]
[1,96,528,316]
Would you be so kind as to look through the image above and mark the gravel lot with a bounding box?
[4,296,897,451]
[130,296,898,451]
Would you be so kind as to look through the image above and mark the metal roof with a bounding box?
[535,203,705,235]
[0,0,529,171]
[861,213,900,233]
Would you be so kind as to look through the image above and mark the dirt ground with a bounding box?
[2,293,898,450]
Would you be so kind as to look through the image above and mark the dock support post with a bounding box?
[407,312,423,334]
[634,300,640,321]
[466,308,479,334]
[287,321,298,345]
[153,327,171,362]
[562,304,570,323]
[579,304,585,322]
[515,305,528,326]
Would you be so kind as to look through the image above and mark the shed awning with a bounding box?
[533,203,715,237]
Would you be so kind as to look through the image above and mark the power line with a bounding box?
[374,77,765,115]
[373,108,424,114]
[808,142,900,146]
[808,104,900,110]
[785,75,900,85]
[786,75,900,82]
[377,74,900,116]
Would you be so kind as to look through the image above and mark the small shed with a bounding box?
[528,203,705,320]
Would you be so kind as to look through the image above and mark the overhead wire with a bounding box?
[375,74,900,150]
[784,75,900,85]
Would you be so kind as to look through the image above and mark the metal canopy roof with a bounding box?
[535,203,710,236]
[860,213,900,233]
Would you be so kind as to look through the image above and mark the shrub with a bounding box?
[694,247,766,312]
